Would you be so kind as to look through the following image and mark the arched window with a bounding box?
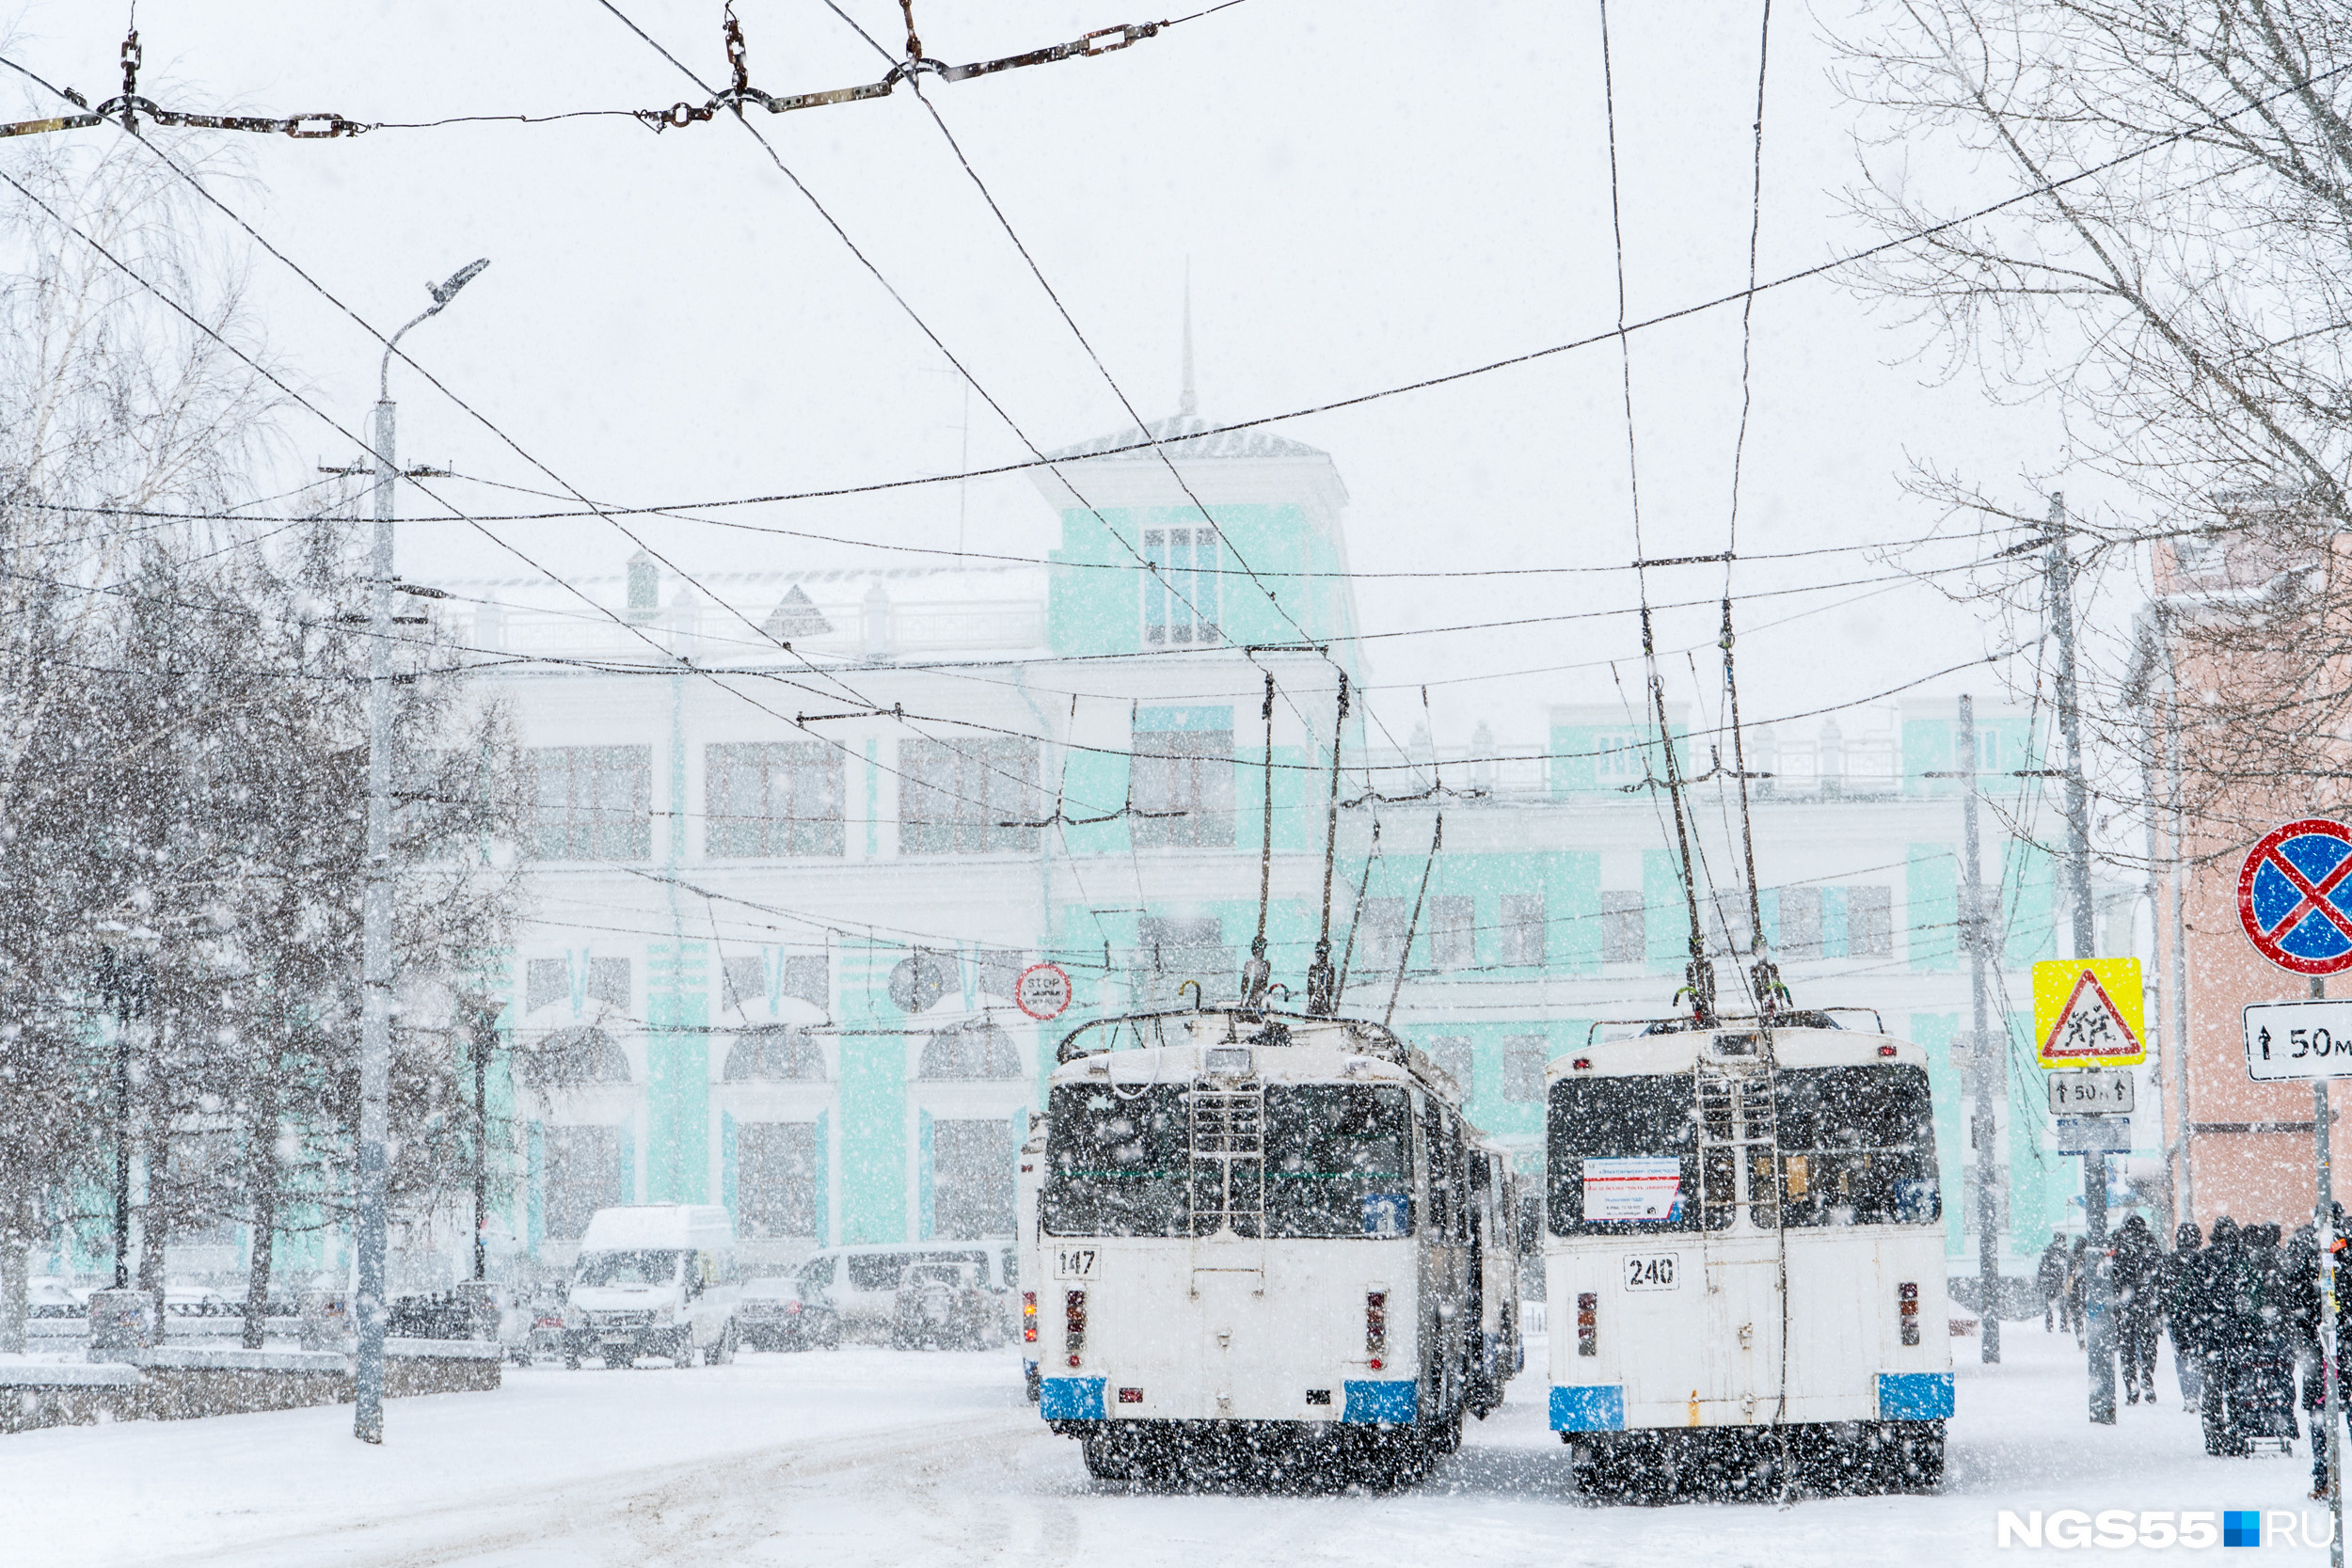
[916,1020,1021,1080]
[723,1025,825,1082]
[518,1026,630,1087]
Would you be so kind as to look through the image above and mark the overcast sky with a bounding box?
[0,0,2109,748]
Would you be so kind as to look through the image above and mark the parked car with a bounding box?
[26,1277,82,1319]
[562,1204,742,1369]
[890,1261,994,1351]
[498,1285,567,1365]
[736,1275,840,1352]
[793,1241,1016,1344]
[164,1285,236,1319]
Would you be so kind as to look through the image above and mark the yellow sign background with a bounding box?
[2031,957,2146,1068]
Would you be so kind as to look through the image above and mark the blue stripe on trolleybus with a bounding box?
[1876,1371,1955,1421]
[1549,1385,1626,1432]
[1342,1380,1420,1423]
[1040,1377,1106,1420]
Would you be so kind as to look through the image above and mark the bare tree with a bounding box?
[0,130,285,1348]
[1833,3,2352,861]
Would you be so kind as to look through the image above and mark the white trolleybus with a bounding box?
[1025,1005,1524,1487]
[1545,1010,1952,1498]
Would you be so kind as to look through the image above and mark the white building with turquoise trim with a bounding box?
[385,396,2114,1295]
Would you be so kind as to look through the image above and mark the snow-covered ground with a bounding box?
[2,1325,2338,1565]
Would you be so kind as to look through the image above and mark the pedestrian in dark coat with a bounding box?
[2201,1215,2249,1456]
[2111,1214,2162,1405]
[2162,1221,2205,1407]
[2040,1233,2071,1333]
[2239,1222,2300,1446]
[2068,1236,2090,1345]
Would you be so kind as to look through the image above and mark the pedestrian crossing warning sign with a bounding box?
[2032,958,2146,1069]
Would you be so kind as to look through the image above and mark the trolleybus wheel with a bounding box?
[1081,1432,1137,1483]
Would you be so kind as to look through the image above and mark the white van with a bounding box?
[795,1240,1018,1345]
[563,1204,743,1369]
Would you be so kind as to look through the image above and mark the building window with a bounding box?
[722,1026,824,1081]
[706,742,845,858]
[1131,730,1236,847]
[931,1119,1015,1239]
[736,1122,818,1238]
[899,739,1043,855]
[518,1025,630,1089]
[525,958,568,1013]
[1502,1037,1549,1102]
[1430,1037,1474,1101]
[1142,527,1220,646]
[585,958,629,1011]
[1358,897,1409,973]
[1593,732,1646,786]
[532,746,651,860]
[544,1125,626,1240]
[1779,887,1824,959]
[1600,892,1645,964]
[1848,886,1893,957]
[1429,896,1475,971]
[1129,916,1231,1005]
[916,1021,1022,1080]
[1500,895,1546,966]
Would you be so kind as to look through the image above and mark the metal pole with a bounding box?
[2163,615,2192,1225]
[2316,974,2342,1568]
[2044,493,2114,1424]
[354,393,395,1445]
[472,1006,490,1284]
[111,985,130,1291]
[1960,695,2003,1362]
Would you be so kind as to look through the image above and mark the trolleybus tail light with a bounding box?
[1898,1281,1920,1346]
[1365,1291,1387,1370]
[1118,1386,1143,1404]
[1571,1057,1593,1070]
[1576,1292,1598,1357]
[1065,1290,1087,1367]
[1878,1044,1899,1058]
[1022,1291,1038,1345]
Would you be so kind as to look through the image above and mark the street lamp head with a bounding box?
[430,259,491,308]
[92,918,161,957]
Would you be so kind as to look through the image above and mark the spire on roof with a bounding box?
[1178,261,1198,419]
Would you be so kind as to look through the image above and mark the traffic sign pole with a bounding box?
[2319,977,2343,1568]
[2236,821,2352,1566]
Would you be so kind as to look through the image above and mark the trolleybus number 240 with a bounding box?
[1623,1253,1680,1291]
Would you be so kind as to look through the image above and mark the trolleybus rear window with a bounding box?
[1772,1065,1940,1227]
[1041,1082,1418,1239]
[1041,1085,1190,1237]
[1263,1085,1414,1239]
[1545,1064,1941,1235]
[1546,1076,1720,1236]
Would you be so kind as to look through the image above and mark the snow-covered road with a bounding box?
[4,1328,2339,1565]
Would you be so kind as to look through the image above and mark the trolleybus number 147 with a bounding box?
[1623,1252,1680,1291]
[1055,1247,1099,1280]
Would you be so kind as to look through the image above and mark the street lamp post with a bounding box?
[354,259,488,1447]
[94,920,161,1295]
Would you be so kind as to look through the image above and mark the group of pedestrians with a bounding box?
[2037,1209,2352,1496]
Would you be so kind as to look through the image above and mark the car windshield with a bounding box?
[742,1276,800,1301]
[573,1249,684,1287]
[1042,1081,1415,1239]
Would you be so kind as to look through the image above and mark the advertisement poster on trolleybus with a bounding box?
[1581,1156,1683,1222]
